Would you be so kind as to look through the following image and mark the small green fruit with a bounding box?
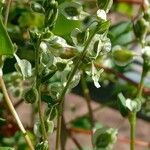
[112,46,134,66]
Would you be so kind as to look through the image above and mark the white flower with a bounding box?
[142,46,150,58]
[97,9,107,20]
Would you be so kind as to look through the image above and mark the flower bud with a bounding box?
[142,46,150,73]
[133,18,149,40]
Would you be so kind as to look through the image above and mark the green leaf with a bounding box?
[0,117,6,124]
[41,95,57,106]
[110,21,134,46]
[41,71,56,83]
[46,107,58,120]
[96,0,113,13]
[0,17,14,56]
[71,28,89,47]
[23,87,38,104]
[97,20,110,34]
[14,54,32,79]
[45,36,73,56]
[31,2,45,13]
[18,12,44,29]
[133,18,149,40]
[91,62,103,88]
[53,12,81,36]
[125,98,141,112]
[118,93,141,115]
[71,116,92,130]
[115,2,133,17]
[142,46,150,71]
[59,2,84,21]
[87,34,111,58]
[92,127,117,149]
[118,93,129,117]
[35,141,48,150]
[45,120,54,134]
[0,147,14,150]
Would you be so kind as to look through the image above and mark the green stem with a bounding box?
[4,0,12,26]
[0,75,34,150]
[55,25,99,150]
[81,73,94,147]
[128,112,136,150]
[136,67,146,98]
[2,1,34,149]
[129,59,146,150]
[35,42,48,142]
[55,113,62,150]
[81,74,94,127]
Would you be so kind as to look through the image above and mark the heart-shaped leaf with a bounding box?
[71,28,89,47]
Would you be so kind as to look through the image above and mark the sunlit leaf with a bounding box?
[91,62,103,88]
[0,17,14,56]
[14,54,32,79]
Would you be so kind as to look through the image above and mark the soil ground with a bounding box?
[16,93,150,150]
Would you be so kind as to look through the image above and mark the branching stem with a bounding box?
[55,25,99,150]
[35,41,48,142]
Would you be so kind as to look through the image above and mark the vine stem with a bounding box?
[35,41,48,142]
[0,74,34,150]
[55,25,99,150]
